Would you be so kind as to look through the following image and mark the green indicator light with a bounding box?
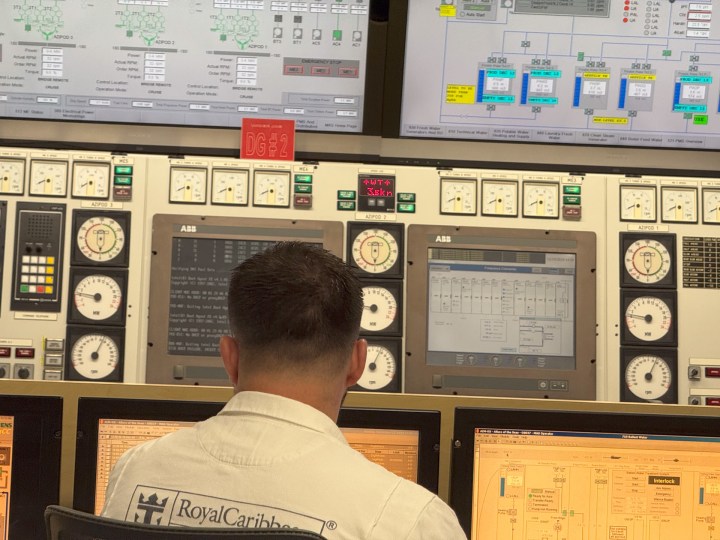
[563,185,581,195]
[114,176,133,186]
[397,203,416,213]
[662,50,671,57]
[294,174,313,184]
[397,192,416,203]
[294,184,312,194]
[114,166,133,175]
[577,52,585,61]
[694,115,709,125]
[337,201,356,211]
[563,196,581,205]
[20,285,29,293]
[337,190,356,200]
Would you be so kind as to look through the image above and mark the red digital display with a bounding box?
[358,174,396,212]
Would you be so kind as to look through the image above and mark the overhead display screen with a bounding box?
[399,0,720,149]
[0,0,371,133]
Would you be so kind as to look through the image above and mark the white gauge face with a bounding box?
[77,217,126,263]
[523,182,559,218]
[29,160,68,197]
[211,169,249,205]
[625,296,672,342]
[440,178,477,215]
[352,229,399,274]
[72,162,110,199]
[620,185,656,221]
[74,275,123,321]
[625,354,672,401]
[0,158,25,195]
[356,345,396,390]
[361,286,398,332]
[253,171,291,207]
[624,239,672,284]
[71,333,120,380]
[169,167,207,203]
[481,180,518,216]
[661,187,697,223]
[703,188,720,224]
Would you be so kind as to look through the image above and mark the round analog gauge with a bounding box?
[211,169,249,205]
[703,188,720,224]
[0,158,25,194]
[253,171,290,207]
[624,296,672,342]
[624,239,672,285]
[351,229,399,274]
[361,286,398,332]
[661,187,697,223]
[624,354,672,402]
[71,333,120,380]
[440,178,477,215]
[77,217,126,263]
[29,160,68,197]
[523,182,559,218]
[481,180,518,216]
[620,185,656,221]
[72,162,110,199]
[355,345,396,391]
[169,167,207,204]
[74,274,123,321]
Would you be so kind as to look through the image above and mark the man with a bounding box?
[102,242,466,539]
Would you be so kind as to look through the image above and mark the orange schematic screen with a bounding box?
[471,428,720,540]
[0,416,13,540]
[95,418,420,515]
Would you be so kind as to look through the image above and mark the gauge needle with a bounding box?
[76,292,102,301]
[645,359,658,381]
[368,352,380,371]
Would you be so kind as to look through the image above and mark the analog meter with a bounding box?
[169,167,207,204]
[29,160,68,197]
[440,178,477,215]
[253,171,291,207]
[661,187,698,223]
[0,158,25,195]
[481,179,518,216]
[619,185,656,222]
[523,182,560,218]
[211,168,249,206]
[621,351,677,403]
[72,162,111,199]
[702,188,720,224]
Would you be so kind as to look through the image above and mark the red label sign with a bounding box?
[241,118,295,161]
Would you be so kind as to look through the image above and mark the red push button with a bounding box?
[0,348,10,358]
[705,367,720,378]
[705,397,720,406]
[15,347,35,359]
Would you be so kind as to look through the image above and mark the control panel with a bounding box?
[0,144,718,405]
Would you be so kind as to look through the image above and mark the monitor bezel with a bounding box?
[337,407,441,493]
[404,224,597,400]
[0,1,389,158]
[450,406,720,538]
[0,394,63,540]
[146,215,344,385]
[73,397,226,513]
[74,397,441,514]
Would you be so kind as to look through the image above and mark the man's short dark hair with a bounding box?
[228,241,363,373]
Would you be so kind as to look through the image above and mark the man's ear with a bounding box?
[219,336,240,388]
[345,338,367,388]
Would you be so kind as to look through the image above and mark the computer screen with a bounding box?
[404,225,597,399]
[74,398,440,514]
[0,1,383,137]
[0,395,62,540]
[145,215,343,384]
[392,0,720,150]
[451,406,720,540]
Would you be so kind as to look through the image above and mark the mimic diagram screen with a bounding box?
[427,248,575,370]
[95,418,419,515]
[401,0,720,149]
[471,428,720,540]
[0,0,370,132]
[0,417,12,540]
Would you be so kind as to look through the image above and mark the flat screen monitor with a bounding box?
[0,1,383,137]
[73,397,440,514]
[146,215,343,385]
[0,395,62,540]
[451,406,720,540]
[404,225,597,399]
[386,1,720,156]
